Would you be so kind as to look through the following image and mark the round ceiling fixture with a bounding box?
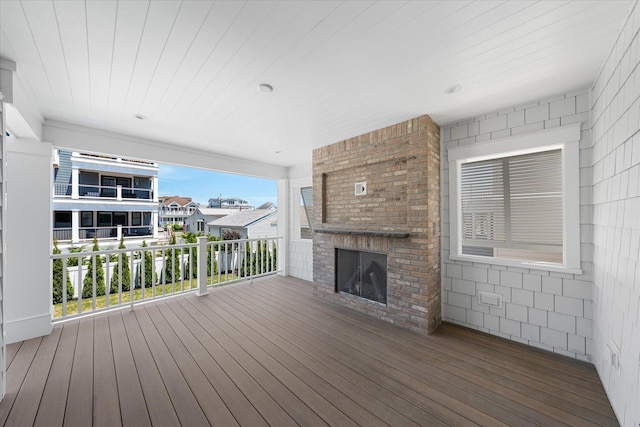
[258,83,274,93]
[444,85,462,94]
[134,113,148,120]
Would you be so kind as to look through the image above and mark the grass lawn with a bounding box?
[54,273,238,318]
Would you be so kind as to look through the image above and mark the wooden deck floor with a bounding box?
[0,276,618,426]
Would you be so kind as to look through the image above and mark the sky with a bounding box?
[158,164,278,208]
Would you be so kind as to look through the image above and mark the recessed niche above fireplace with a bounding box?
[336,249,387,304]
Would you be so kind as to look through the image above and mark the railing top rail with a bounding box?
[51,236,283,258]
[51,245,190,259]
[207,236,283,245]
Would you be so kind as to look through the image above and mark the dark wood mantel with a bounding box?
[315,228,411,238]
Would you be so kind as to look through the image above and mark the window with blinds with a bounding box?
[460,149,563,263]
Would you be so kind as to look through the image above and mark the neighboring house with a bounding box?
[207,209,278,239]
[256,201,276,210]
[299,206,311,239]
[52,150,159,244]
[208,196,252,210]
[184,207,237,233]
[158,196,199,228]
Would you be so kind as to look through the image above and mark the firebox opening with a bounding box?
[335,248,387,304]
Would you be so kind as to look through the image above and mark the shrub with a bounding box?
[242,240,277,277]
[206,235,219,276]
[135,240,156,288]
[67,245,85,266]
[82,236,106,298]
[172,224,183,231]
[110,236,131,293]
[164,234,181,284]
[52,240,74,304]
[183,232,198,279]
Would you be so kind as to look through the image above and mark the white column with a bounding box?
[152,176,159,202]
[152,211,159,238]
[117,225,122,241]
[116,185,122,201]
[71,167,79,199]
[277,178,289,276]
[5,138,54,344]
[0,97,7,400]
[71,210,80,243]
[1,60,16,400]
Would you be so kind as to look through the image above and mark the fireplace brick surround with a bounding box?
[312,115,441,334]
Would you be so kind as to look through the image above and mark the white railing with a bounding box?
[159,210,195,216]
[51,236,281,321]
[54,183,153,200]
[53,226,153,242]
[53,228,73,241]
[78,184,153,200]
[54,183,72,197]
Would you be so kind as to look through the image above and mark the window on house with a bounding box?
[132,212,142,226]
[116,177,131,189]
[300,187,313,239]
[54,211,72,228]
[98,212,112,227]
[448,125,581,272]
[101,176,116,197]
[81,211,93,227]
[113,212,128,226]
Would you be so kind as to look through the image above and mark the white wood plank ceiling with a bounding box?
[0,1,632,167]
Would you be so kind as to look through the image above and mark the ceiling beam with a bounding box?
[43,120,288,180]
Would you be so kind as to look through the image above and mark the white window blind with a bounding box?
[460,149,563,262]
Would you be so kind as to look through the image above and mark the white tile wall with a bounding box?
[590,2,640,426]
[286,164,313,282]
[441,89,594,362]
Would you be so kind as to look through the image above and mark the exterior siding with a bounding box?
[590,2,640,425]
[441,90,594,360]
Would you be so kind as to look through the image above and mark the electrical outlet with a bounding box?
[606,341,621,371]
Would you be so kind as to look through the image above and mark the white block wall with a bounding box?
[591,2,640,425]
[286,163,313,281]
[0,102,5,399]
[441,90,594,361]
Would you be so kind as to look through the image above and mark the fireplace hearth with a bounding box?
[336,249,387,304]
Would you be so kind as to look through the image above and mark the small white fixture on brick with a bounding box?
[355,181,366,196]
[478,291,502,308]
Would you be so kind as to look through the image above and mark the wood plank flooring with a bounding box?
[0,276,619,426]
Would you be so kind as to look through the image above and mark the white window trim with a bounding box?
[290,179,312,243]
[448,124,582,274]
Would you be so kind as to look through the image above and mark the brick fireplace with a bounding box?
[312,115,441,334]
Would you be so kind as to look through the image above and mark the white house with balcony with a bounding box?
[207,196,252,210]
[158,195,199,228]
[52,150,159,245]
